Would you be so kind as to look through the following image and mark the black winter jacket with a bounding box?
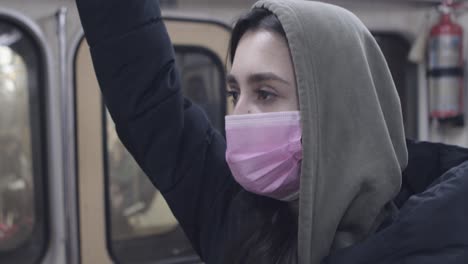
[76,0,468,263]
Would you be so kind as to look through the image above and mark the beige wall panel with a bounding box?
[76,40,113,264]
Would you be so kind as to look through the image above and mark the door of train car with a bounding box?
[75,17,230,263]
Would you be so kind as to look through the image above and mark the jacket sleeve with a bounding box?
[397,139,468,207]
[76,0,239,259]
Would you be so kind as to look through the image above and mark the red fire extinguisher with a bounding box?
[427,0,464,125]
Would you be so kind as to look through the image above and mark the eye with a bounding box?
[227,90,240,105]
[256,88,276,102]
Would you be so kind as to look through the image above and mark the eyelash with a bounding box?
[226,88,277,106]
[226,90,239,105]
[256,88,276,102]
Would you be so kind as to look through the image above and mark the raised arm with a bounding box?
[76,0,239,259]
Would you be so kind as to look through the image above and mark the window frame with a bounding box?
[0,12,49,264]
[174,44,227,133]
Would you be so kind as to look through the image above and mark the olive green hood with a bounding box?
[251,0,408,263]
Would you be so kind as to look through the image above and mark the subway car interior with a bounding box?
[0,0,467,263]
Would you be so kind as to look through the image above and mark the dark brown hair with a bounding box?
[229,8,287,64]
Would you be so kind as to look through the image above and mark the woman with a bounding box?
[76,0,468,263]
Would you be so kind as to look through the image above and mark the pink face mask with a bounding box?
[225,111,302,201]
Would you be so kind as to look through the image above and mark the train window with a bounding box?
[105,46,224,263]
[373,33,418,139]
[175,46,225,132]
[0,21,47,263]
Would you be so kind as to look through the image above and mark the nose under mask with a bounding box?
[225,111,302,201]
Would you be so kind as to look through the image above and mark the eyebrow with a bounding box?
[226,72,291,86]
[226,74,238,85]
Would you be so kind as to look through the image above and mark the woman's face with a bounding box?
[227,29,298,115]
